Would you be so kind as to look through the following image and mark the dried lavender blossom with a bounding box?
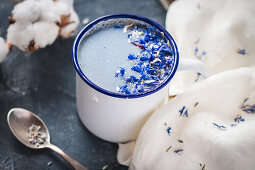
[167,127,171,136]
[212,122,226,130]
[115,24,175,94]
[179,106,188,117]
[236,48,246,55]
[174,149,183,154]
[28,124,47,147]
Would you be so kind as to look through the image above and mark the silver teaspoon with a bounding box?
[7,108,88,170]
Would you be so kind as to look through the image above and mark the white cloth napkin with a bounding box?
[124,67,255,170]
[166,0,255,95]
[117,0,255,169]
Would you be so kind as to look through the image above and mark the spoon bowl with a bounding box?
[7,108,50,149]
[7,108,88,170]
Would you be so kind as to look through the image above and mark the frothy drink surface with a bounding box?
[78,28,140,92]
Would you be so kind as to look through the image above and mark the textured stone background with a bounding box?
[0,0,166,169]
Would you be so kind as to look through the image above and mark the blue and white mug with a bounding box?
[72,14,207,143]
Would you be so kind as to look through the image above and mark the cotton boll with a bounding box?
[58,0,74,7]
[39,0,61,23]
[6,0,80,53]
[40,11,60,24]
[11,0,41,23]
[0,37,9,63]
[53,1,70,19]
[39,0,70,23]
[59,8,79,37]
[39,0,74,25]
[7,22,34,52]
[32,21,59,48]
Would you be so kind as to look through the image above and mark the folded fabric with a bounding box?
[128,67,255,170]
[117,0,255,169]
[165,0,255,95]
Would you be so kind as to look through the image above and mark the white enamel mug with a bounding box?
[72,14,207,143]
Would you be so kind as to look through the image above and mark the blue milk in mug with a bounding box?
[78,24,175,95]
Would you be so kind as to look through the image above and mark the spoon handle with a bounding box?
[46,143,88,170]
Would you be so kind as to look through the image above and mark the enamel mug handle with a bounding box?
[178,58,208,77]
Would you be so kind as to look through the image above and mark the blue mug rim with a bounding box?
[72,13,179,99]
